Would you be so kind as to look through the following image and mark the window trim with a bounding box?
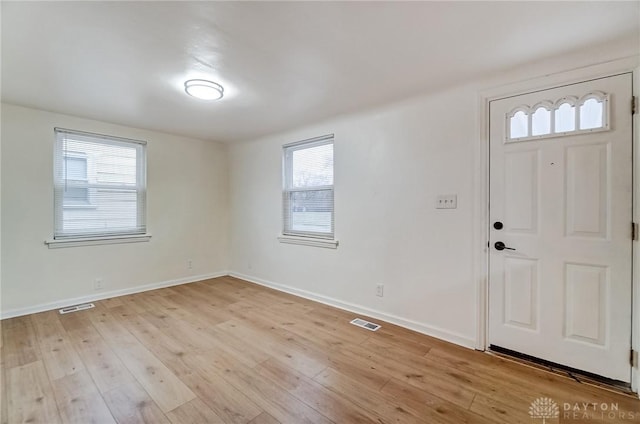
[281,134,335,241]
[277,235,338,249]
[52,127,148,244]
[45,233,152,249]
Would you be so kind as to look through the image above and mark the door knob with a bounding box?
[494,241,515,251]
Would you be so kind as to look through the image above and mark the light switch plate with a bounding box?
[436,194,457,209]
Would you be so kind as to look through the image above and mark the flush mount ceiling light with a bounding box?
[184,79,224,100]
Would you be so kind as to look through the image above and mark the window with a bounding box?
[282,134,334,239]
[555,101,576,132]
[531,103,551,136]
[53,128,147,240]
[506,91,609,142]
[509,109,528,139]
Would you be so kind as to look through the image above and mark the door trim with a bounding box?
[473,56,640,393]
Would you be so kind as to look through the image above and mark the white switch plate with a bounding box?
[436,194,457,209]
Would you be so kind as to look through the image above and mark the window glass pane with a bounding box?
[64,143,136,230]
[62,156,89,205]
[292,143,333,188]
[64,157,87,180]
[63,187,89,205]
[509,110,528,139]
[62,189,138,232]
[579,98,603,130]
[289,190,333,234]
[554,102,576,132]
[531,107,551,136]
[65,141,138,186]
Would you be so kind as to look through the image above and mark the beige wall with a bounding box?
[1,104,230,315]
[228,82,480,346]
[228,52,640,349]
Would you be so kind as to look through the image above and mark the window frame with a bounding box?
[282,134,335,241]
[505,91,610,142]
[52,127,148,243]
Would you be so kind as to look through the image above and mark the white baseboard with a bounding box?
[3,269,478,350]
[0,271,229,319]
[229,271,477,349]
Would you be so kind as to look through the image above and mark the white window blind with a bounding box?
[283,134,334,239]
[53,128,147,239]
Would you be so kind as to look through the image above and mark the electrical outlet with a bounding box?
[187,259,193,270]
[436,194,457,209]
[376,284,384,297]
[94,278,103,290]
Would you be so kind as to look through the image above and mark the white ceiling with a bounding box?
[2,1,639,143]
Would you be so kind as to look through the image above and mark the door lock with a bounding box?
[494,241,515,251]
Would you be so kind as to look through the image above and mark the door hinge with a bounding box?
[633,222,639,241]
[631,349,638,367]
[633,96,638,115]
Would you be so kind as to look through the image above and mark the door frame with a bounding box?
[474,56,640,393]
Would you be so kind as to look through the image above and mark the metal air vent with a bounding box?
[350,318,381,331]
[59,303,95,314]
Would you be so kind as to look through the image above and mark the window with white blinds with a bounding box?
[53,128,147,239]
[283,135,334,239]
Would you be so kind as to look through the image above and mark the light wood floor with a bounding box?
[2,276,639,423]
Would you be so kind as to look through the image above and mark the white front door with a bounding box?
[488,73,633,383]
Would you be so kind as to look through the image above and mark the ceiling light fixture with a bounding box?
[184,79,224,100]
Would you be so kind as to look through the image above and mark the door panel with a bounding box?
[565,143,609,238]
[504,257,539,330]
[505,150,539,233]
[489,73,632,383]
[564,262,607,345]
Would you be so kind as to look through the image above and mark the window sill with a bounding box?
[45,234,151,249]
[277,235,339,249]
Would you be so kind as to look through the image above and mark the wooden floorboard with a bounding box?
[2,275,639,423]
